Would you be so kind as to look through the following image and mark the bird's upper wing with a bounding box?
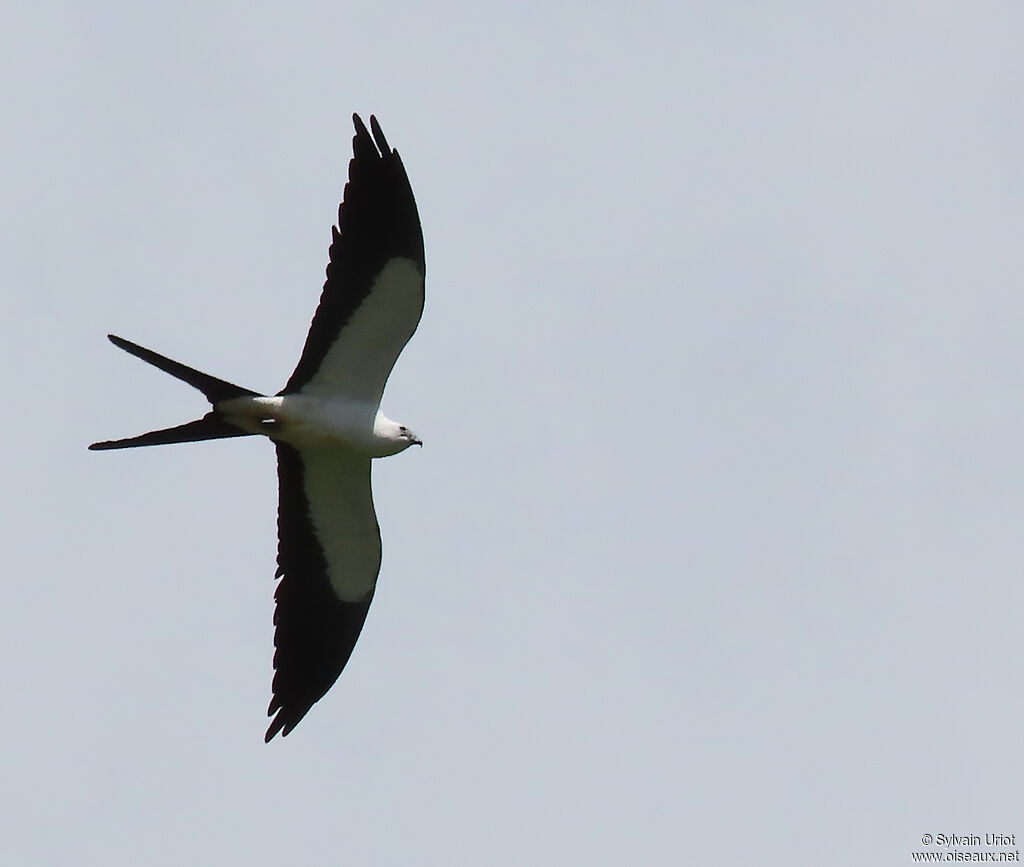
[266,443,381,741]
[280,114,425,404]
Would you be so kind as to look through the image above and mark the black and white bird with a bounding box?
[90,114,425,742]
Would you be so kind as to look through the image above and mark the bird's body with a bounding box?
[217,394,416,457]
[91,115,425,741]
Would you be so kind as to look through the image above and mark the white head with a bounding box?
[374,413,422,456]
[396,423,423,449]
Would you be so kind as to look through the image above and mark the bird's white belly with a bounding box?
[218,394,388,455]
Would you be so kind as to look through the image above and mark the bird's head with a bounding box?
[397,424,423,449]
[373,414,422,455]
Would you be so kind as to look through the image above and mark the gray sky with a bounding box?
[3,2,1023,864]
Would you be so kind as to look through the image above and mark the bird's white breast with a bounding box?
[218,394,401,456]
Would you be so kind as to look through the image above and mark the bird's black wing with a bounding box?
[280,114,425,403]
[266,443,380,741]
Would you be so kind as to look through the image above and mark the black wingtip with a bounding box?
[265,702,305,742]
[351,113,393,157]
[352,113,368,138]
[264,716,286,743]
[368,115,391,155]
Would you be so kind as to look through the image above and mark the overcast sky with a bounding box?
[3,2,1023,865]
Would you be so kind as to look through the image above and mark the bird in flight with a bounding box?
[90,114,425,741]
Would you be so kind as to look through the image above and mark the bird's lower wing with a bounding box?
[266,444,381,741]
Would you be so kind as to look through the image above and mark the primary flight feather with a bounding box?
[90,114,425,741]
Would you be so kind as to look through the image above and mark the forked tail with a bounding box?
[89,334,264,451]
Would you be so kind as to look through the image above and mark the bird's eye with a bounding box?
[399,426,407,433]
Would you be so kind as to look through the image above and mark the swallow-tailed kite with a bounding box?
[90,114,425,741]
